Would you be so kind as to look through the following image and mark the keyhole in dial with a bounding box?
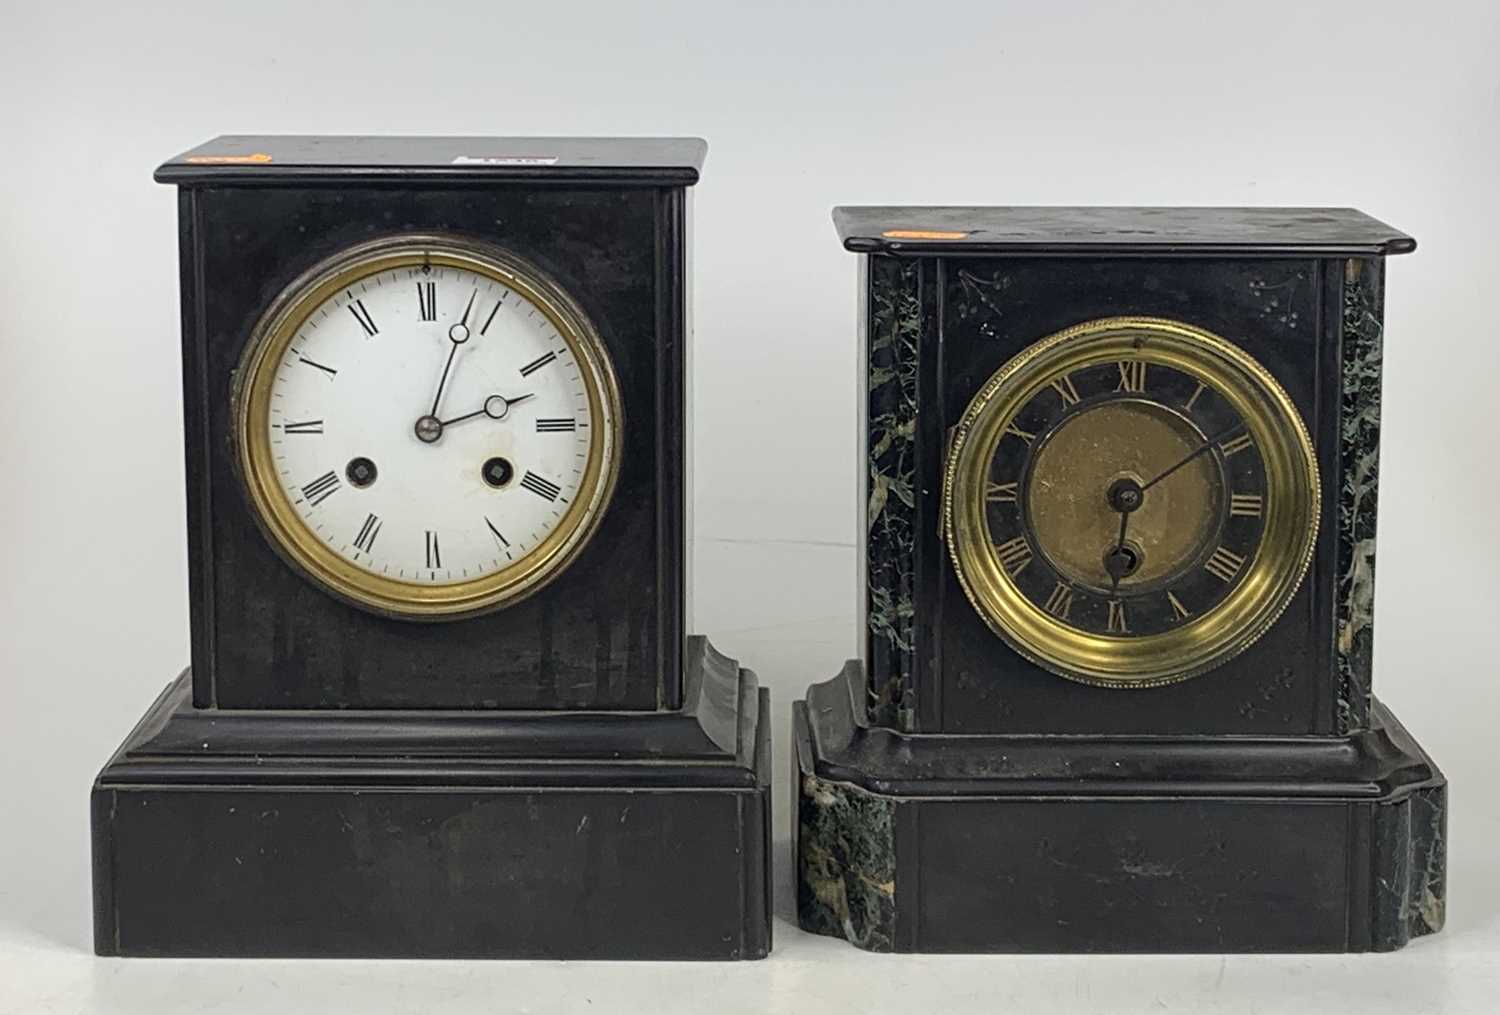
[346,456,378,488]
[1103,541,1143,580]
[482,456,514,488]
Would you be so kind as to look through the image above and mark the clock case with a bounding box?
[92,137,771,960]
[795,207,1445,953]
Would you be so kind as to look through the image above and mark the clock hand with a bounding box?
[427,291,479,417]
[1099,421,1247,590]
[1140,421,1247,492]
[1103,478,1143,595]
[1105,510,1131,596]
[439,393,536,427]
[438,406,486,427]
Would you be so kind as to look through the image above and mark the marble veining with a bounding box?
[1371,782,1446,950]
[1408,785,1448,939]
[796,771,897,951]
[865,256,921,728]
[1336,258,1384,733]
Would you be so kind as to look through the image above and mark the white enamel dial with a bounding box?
[236,237,621,618]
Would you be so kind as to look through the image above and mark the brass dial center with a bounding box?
[1026,400,1223,593]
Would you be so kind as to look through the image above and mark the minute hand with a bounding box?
[1141,421,1247,492]
[428,290,479,416]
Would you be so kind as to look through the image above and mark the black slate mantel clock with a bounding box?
[91,136,771,960]
[794,206,1446,953]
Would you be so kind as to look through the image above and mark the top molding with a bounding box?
[157,135,707,186]
[834,206,1416,258]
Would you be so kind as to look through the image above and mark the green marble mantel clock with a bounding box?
[794,206,1446,953]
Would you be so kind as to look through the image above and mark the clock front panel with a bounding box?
[901,256,1343,735]
[184,184,685,710]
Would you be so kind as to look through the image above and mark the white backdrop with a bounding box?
[2,2,1497,1013]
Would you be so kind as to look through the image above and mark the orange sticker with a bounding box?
[882,229,969,240]
[185,152,274,165]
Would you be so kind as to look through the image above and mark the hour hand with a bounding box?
[439,392,535,427]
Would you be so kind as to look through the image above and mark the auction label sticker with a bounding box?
[881,229,970,240]
[451,156,560,166]
[185,153,274,164]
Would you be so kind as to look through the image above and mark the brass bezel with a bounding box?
[233,234,622,621]
[943,316,1320,688]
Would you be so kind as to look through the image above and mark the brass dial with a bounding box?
[943,317,1320,687]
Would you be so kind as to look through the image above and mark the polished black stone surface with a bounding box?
[857,252,1354,736]
[160,135,707,185]
[794,661,1445,953]
[835,206,1416,257]
[169,169,690,710]
[94,638,773,959]
[930,256,1338,735]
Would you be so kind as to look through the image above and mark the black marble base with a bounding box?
[93,637,771,959]
[793,661,1445,953]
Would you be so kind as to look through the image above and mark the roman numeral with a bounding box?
[1184,382,1207,412]
[535,418,577,433]
[299,356,337,378]
[985,480,1019,503]
[994,535,1032,577]
[353,513,382,553]
[425,530,442,569]
[281,419,324,435]
[1004,422,1036,444]
[348,298,378,336]
[1219,432,1254,458]
[1043,581,1075,620]
[1107,600,1129,634]
[1167,590,1191,621]
[300,470,340,507]
[519,350,557,377]
[1049,374,1081,407]
[485,516,509,548]
[1116,360,1147,393]
[1229,493,1264,517]
[417,281,437,321]
[520,471,562,501]
[1205,546,1247,582]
